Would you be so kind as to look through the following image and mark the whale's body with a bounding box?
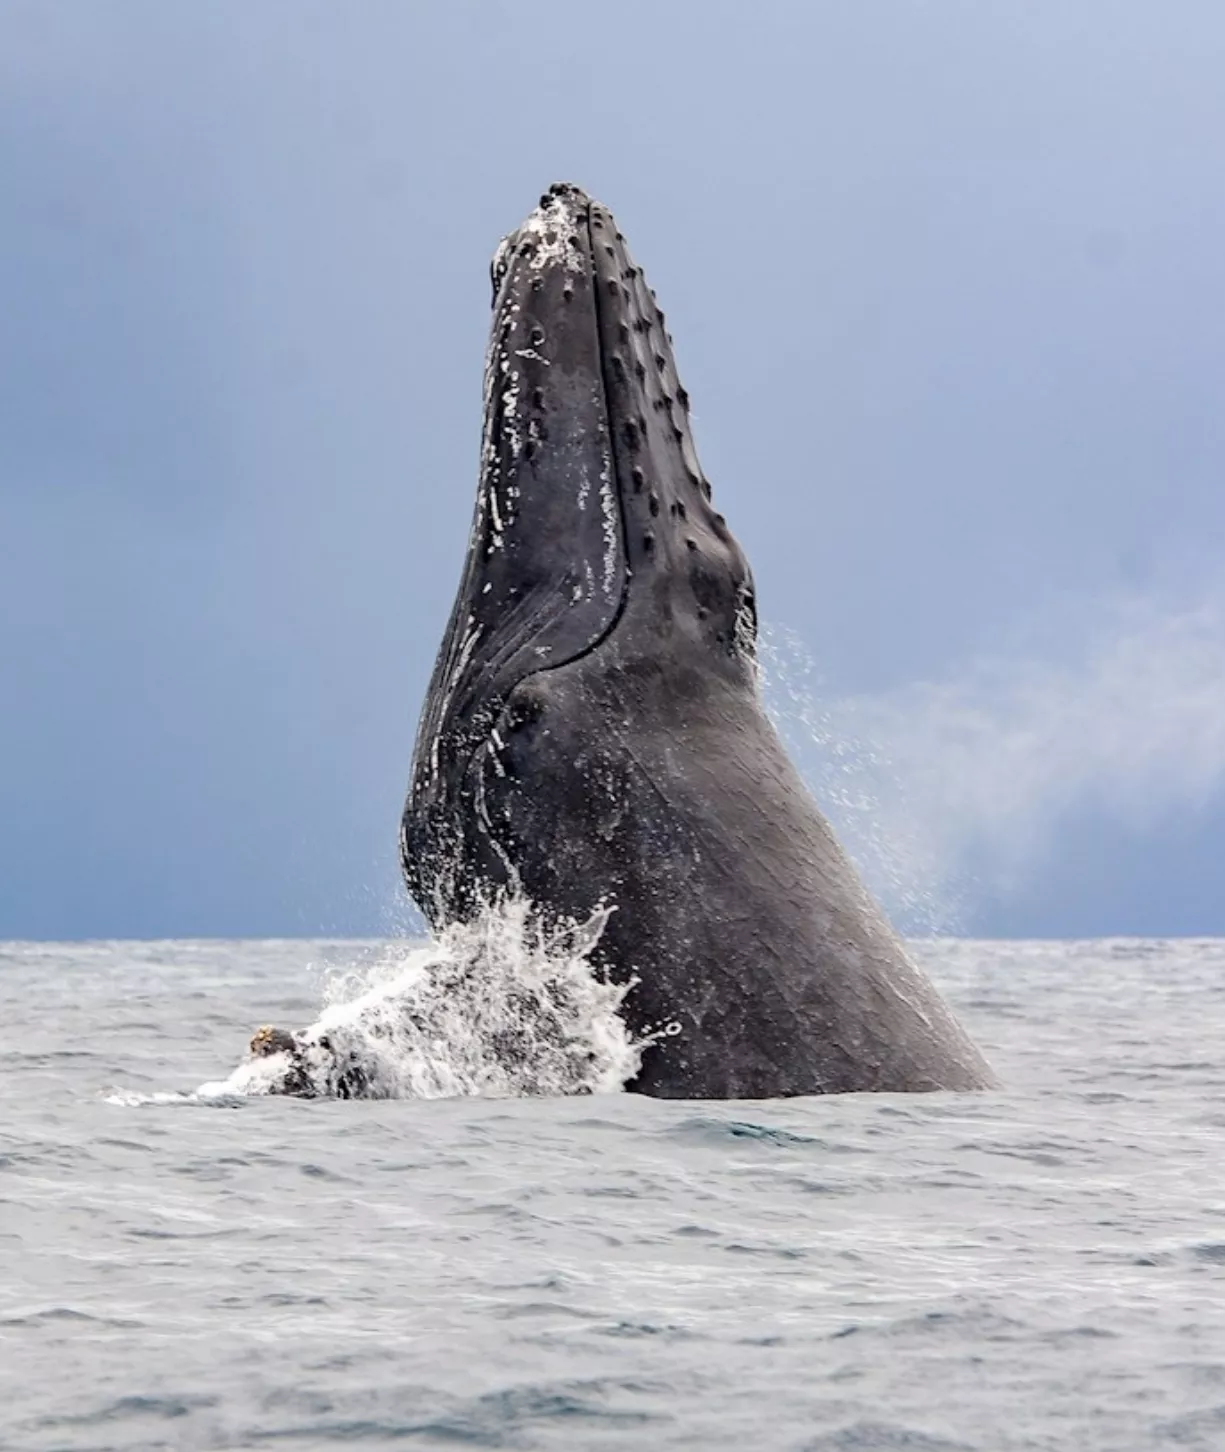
[400,184,997,1098]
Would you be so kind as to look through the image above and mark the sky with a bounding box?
[2,2,1223,940]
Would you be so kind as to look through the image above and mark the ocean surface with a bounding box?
[3,936,1224,1450]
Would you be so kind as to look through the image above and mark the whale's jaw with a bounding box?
[403,183,757,921]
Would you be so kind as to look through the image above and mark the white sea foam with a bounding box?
[201,897,642,1101]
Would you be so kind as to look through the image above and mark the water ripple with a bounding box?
[3,937,1225,1452]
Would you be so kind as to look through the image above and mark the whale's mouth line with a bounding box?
[564,193,632,665]
[425,179,750,820]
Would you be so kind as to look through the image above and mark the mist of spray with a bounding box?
[759,583,1225,932]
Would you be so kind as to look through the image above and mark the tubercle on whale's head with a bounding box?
[473,182,758,681]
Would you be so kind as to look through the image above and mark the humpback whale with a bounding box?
[397,183,998,1098]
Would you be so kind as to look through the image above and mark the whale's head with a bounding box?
[403,184,758,919]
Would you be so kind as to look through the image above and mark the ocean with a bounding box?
[3,935,1224,1450]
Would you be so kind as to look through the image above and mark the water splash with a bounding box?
[200,897,643,1101]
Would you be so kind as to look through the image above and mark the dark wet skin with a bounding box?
[248,186,997,1099]
[395,184,999,1099]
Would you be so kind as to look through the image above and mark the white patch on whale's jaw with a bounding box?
[509,191,589,276]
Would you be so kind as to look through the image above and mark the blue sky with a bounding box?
[2,3,1223,939]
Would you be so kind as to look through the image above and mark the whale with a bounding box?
[395,183,998,1098]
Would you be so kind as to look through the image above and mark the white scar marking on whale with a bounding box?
[598,448,618,598]
[487,735,507,779]
[429,616,484,781]
[472,749,519,883]
[500,370,523,464]
[487,480,504,540]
